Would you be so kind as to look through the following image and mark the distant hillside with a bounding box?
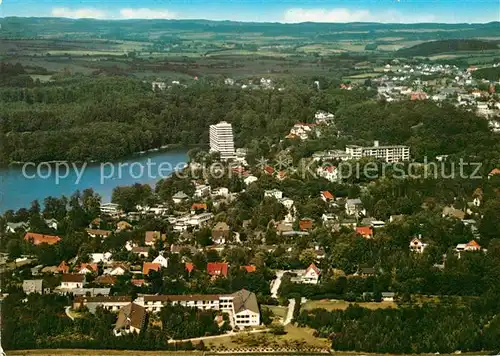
[1,17,499,42]
[397,39,499,57]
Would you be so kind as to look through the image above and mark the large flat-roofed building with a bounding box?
[346,140,410,163]
[210,121,235,160]
[137,289,259,328]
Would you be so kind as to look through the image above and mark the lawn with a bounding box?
[206,325,329,350]
[303,299,397,311]
[262,304,287,319]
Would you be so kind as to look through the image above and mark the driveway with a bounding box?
[270,270,285,298]
[283,298,295,325]
[64,306,75,321]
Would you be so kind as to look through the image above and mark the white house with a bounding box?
[91,252,112,264]
[5,221,29,233]
[60,274,86,289]
[131,247,149,258]
[100,203,121,216]
[345,198,366,216]
[409,237,427,254]
[194,184,211,198]
[172,191,189,204]
[104,265,127,276]
[316,165,338,182]
[279,197,294,210]
[456,240,481,252]
[211,187,229,197]
[152,254,169,268]
[244,175,258,186]
[264,189,283,200]
[301,264,321,284]
[44,218,58,230]
[187,212,214,227]
[322,213,337,225]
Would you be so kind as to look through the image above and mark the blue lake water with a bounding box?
[0,150,188,212]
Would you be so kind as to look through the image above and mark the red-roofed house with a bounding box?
[276,171,287,181]
[241,265,256,273]
[320,191,334,202]
[355,226,373,239]
[264,166,275,175]
[131,279,146,287]
[301,263,321,284]
[24,232,61,246]
[456,240,481,252]
[207,262,228,278]
[488,168,500,178]
[77,263,98,274]
[191,203,208,213]
[411,92,428,101]
[143,262,161,276]
[185,262,194,273]
[57,261,69,274]
[299,218,313,231]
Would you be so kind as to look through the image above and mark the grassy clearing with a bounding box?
[303,299,397,311]
[206,325,330,350]
[262,305,287,319]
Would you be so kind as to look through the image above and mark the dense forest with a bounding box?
[0,70,371,163]
[396,39,499,57]
[2,66,499,164]
[297,296,500,353]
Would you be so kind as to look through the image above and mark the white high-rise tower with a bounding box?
[209,121,235,160]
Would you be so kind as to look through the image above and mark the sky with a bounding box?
[0,0,499,23]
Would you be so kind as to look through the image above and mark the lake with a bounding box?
[0,150,188,212]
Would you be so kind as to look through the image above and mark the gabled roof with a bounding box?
[264,165,275,174]
[78,263,98,273]
[321,191,334,200]
[95,275,117,285]
[355,226,373,237]
[172,191,189,199]
[207,262,228,277]
[306,263,320,275]
[489,168,500,176]
[61,273,85,283]
[299,219,313,231]
[145,231,161,243]
[143,262,161,275]
[185,262,194,273]
[57,261,69,273]
[241,265,256,273]
[131,279,145,287]
[191,203,208,210]
[213,222,230,231]
[231,289,259,315]
[466,240,481,249]
[114,303,146,332]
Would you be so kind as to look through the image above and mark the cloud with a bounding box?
[119,8,178,20]
[283,8,436,23]
[51,7,106,19]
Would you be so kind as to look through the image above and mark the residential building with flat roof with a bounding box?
[346,140,410,163]
[210,121,235,160]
